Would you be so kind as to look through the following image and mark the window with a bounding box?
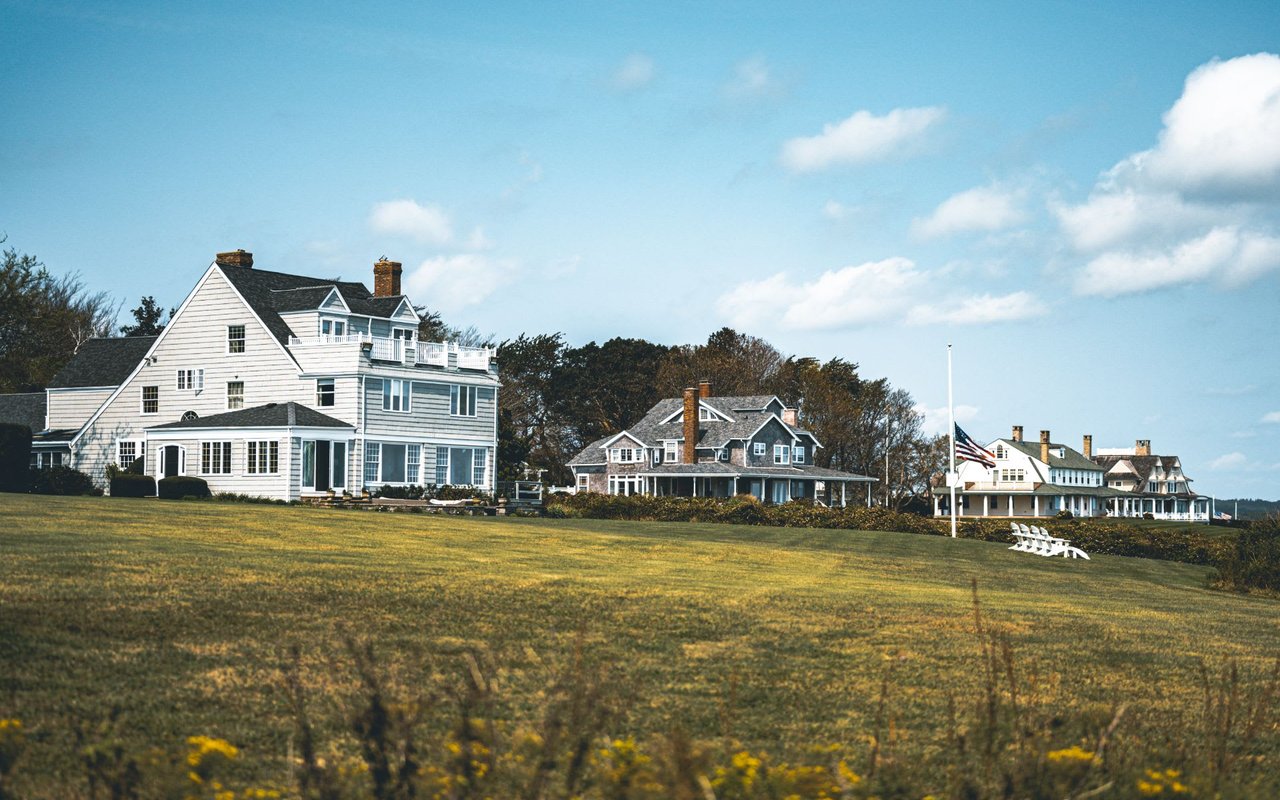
[754,442,766,456]
[472,449,487,486]
[793,445,805,464]
[320,319,346,338]
[664,441,678,462]
[332,442,346,489]
[577,473,589,492]
[383,379,410,412]
[116,440,139,468]
[201,441,232,474]
[652,448,662,466]
[246,441,279,474]
[435,446,449,485]
[141,386,158,414]
[227,325,246,353]
[382,443,406,483]
[176,369,204,391]
[407,444,420,484]
[227,381,244,410]
[699,406,715,421]
[995,445,1006,459]
[774,444,790,465]
[450,385,477,416]
[317,379,335,407]
[999,469,1026,483]
[716,448,728,462]
[610,447,644,463]
[364,442,380,485]
[432,446,488,486]
[608,475,642,495]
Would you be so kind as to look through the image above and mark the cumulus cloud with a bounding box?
[1209,452,1248,470]
[369,199,453,245]
[780,106,945,172]
[905,291,1047,325]
[912,184,1028,238]
[1053,53,1280,296]
[715,257,924,331]
[1263,411,1280,423]
[915,403,979,437]
[1075,227,1280,296]
[612,53,655,91]
[404,253,518,311]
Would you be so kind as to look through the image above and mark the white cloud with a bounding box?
[1263,411,1280,423]
[914,403,978,437]
[404,253,518,311]
[1209,452,1248,470]
[1054,53,1280,297]
[715,257,924,331]
[912,184,1027,238]
[1075,227,1280,296]
[724,56,781,100]
[780,106,945,172]
[1143,53,1280,199]
[822,200,855,220]
[906,291,1047,325]
[612,53,655,91]
[369,199,453,245]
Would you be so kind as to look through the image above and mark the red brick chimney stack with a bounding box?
[782,407,798,427]
[216,249,253,269]
[1136,439,1151,457]
[1040,430,1051,464]
[698,380,711,398]
[373,258,403,297]
[683,387,698,464]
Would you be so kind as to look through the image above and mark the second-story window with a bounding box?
[227,325,246,354]
[176,369,204,391]
[754,442,766,456]
[227,381,244,410]
[774,444,790,465]
[320,319,346,338]
[450,385,476,416]
[383,379,410,412]
[664,441,678,462]
[141,386,159,414]
[793,445,805,464]
[317,378,335,407]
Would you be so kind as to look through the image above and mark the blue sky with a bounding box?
[3,1,1279,499]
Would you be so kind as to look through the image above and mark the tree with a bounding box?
[120,296,174,336]
[0,240,116,393]
[656,327,784,397]
[497,333,570,479]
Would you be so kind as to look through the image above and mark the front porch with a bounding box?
[1106,495,1210,522]
[608,473,873,507]
[933,491,1106,518]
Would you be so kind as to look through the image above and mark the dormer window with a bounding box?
[995,445,1006,460]
[664,442,678,462]
[774,444,790,465]
[320,319,346,338]
[793,445,805,464]
[699,406,715,421]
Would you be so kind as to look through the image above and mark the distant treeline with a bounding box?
[1216,498,1280,520]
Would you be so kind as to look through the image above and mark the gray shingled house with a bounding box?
[568,381,876,505]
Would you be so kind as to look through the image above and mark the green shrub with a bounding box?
[1213,515,1280,594]
[111,473,156,498]
[28,465,97,496]
[0,423,32,492]
[157,476,211,500]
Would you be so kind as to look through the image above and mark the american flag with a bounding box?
[954,423,997,468]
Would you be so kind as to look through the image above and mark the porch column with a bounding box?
[982,495,989,517]
[1033,496,1040,517]
[1008,495,1014,516]
[866,482,871,507]
[733,477,738,497]
[841,482,847,508]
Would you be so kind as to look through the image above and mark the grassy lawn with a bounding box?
[1,494,1278,792]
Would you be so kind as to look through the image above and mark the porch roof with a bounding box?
[147,401,352,430]
[958,484,1127,497]
[641,463,876,482]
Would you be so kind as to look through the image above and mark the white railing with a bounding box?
[289,334,493,371]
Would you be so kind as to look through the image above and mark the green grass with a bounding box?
[1,494,1278,791]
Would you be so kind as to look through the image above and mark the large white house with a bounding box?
[6,250,498,501]
[1093,440,1211,522]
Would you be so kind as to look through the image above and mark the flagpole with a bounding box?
[948,343,956,538]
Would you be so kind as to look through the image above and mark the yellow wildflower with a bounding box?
[1047,745,1095,763]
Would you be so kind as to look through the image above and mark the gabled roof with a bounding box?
[217,265,416,348]
[1001,439,1100,471]
[47,337,158,389]
[1092,454,1190,485]
[0,392,46,432]
[147,401,352,430]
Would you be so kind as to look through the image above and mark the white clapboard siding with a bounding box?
[46,387,113,429]
[362,379,496,444]
[75,270,309,483]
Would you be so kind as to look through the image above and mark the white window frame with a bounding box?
[176,369,204,391]
[140,385,159,415]
[200,441,233,475]
[227,324,246,354]
[116,440,140,468]
[664,441,678,462]
[383,379,411,413]
[774,444,790,465]
[793,445,805,464]
[753,442,766,456]
[246,440,279,475]
[576,473,589,492]
[226,381,244,410]
[316,378,335,407]
[364,442,380,486]
[450,384,477,416]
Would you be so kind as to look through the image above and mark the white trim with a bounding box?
[146,425,353,438]
[659,399,732,425]
[47,385,114,393]
[597,431,646,450]
[139,385,159,415]
[226,323,248,355]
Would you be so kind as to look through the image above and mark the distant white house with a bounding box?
[0,250,498,501]
[1093,440,1210,522]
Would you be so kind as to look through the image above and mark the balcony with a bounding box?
[288,335,494,372]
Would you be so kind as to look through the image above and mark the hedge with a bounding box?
[0,423,32,492]
[544,493,1232,567]
[158,476,211,500]
[28,465,98,496]
[111,473,157,498]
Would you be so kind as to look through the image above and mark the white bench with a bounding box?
[1009,522,1089,559]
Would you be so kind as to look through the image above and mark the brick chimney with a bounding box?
[216,249,253,269]
[698,380,711,398]
[1136,439,1151,457]
[1040,430,1051,464]
[683,387,698,464]
[1083,434,1093,459]
[782,407,798,427]
[1012,425,1023,442]
[373,258,403,297]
